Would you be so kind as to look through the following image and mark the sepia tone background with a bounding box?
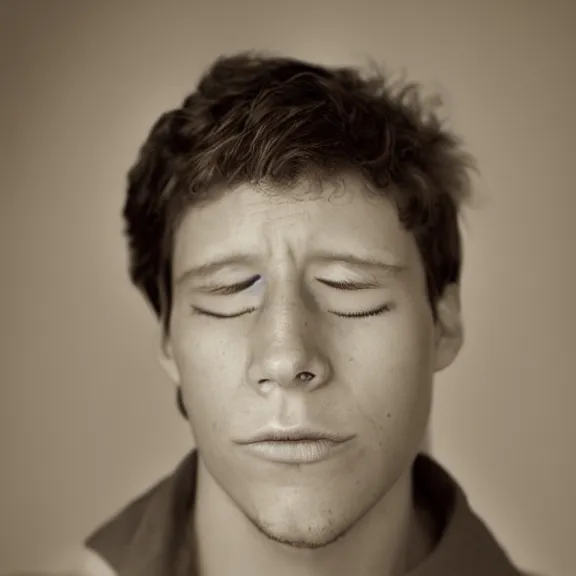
[1,1,574,575]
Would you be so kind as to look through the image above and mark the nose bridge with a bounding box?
[247,282,328,390]
[259,287,310,363]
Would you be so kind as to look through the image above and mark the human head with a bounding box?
[123,51,473,547]
[124,52,473,332]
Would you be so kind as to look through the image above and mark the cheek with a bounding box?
[339,307,435,437]
[172,323,243,431]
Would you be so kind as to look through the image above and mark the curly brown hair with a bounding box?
[123,51,475,335]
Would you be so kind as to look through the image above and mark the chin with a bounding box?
[249,514,353,550]
[243,491,362,551]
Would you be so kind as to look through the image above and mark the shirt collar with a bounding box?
[408,454,521,575]
[86,450,523,576]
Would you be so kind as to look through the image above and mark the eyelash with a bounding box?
[191,303,392,320]
[338,304,392,318]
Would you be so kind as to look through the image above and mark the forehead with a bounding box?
[171,176,418,268]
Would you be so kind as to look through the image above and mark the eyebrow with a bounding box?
[310,250,404,273]
[175,254,258,287]
[175,250,404,287]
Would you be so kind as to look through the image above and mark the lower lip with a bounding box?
[243,439,347,464]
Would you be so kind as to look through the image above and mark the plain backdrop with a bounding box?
[1,1,574,575]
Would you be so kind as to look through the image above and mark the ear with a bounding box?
[433,283,464,373]
[158,328,181,385]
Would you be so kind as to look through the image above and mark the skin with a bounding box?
[160,174,463,576]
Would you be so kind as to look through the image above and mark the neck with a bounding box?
[192,457,435,576]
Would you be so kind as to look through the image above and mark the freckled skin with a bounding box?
[160,176,462,559]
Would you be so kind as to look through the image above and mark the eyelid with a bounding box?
[202,275,260,295]
[191,306,257,318]
[330,303,392,318]
[200,276,381,295]
[316,278,382,290]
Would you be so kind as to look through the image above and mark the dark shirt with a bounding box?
[81,451,529,575]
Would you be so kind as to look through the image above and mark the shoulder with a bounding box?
[5,547,119,576]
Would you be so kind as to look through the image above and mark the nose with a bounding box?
[246,295,331,394]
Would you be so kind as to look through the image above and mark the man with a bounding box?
[70,51,532,575]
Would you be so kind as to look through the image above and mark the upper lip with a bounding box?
[235,427,354,444]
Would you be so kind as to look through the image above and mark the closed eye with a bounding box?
[191,277,391,319]
[330,303,392,318]
[191,306,258,319]
[191,303,392,319]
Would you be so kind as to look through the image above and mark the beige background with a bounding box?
[1,1,574,575]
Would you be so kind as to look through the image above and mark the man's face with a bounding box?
[161,175,462,547]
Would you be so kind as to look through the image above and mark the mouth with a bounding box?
[234,427,355,464]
